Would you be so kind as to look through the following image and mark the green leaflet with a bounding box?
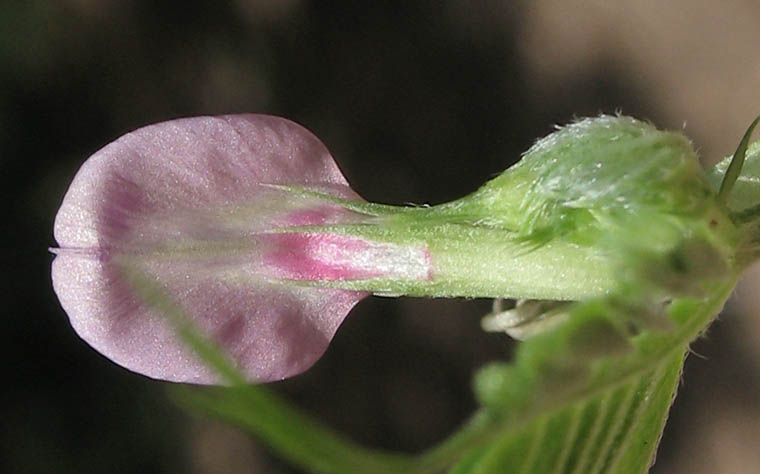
[717,115,760,204]
[708,140,760,212]
[450,288,734,474]
[137,116,760,474]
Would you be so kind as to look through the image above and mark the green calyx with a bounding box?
[296,115,744,304]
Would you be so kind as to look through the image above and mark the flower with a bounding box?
[52,114,735,385]
[51,115,431,384]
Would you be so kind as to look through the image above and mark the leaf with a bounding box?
[432,279,736,474]
[450,352,685,474]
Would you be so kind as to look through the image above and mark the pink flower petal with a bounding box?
[52,115,369,384]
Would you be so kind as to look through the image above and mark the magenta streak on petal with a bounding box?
[51,114,371,384]
[264,233,385,280]
[263,232,433,282]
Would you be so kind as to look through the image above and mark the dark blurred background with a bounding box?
[3,1,760,473]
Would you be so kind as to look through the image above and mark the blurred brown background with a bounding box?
[3,1,759,473]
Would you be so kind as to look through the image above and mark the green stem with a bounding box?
[177,385,417,474]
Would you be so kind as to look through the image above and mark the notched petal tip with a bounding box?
[52,114,369,384]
